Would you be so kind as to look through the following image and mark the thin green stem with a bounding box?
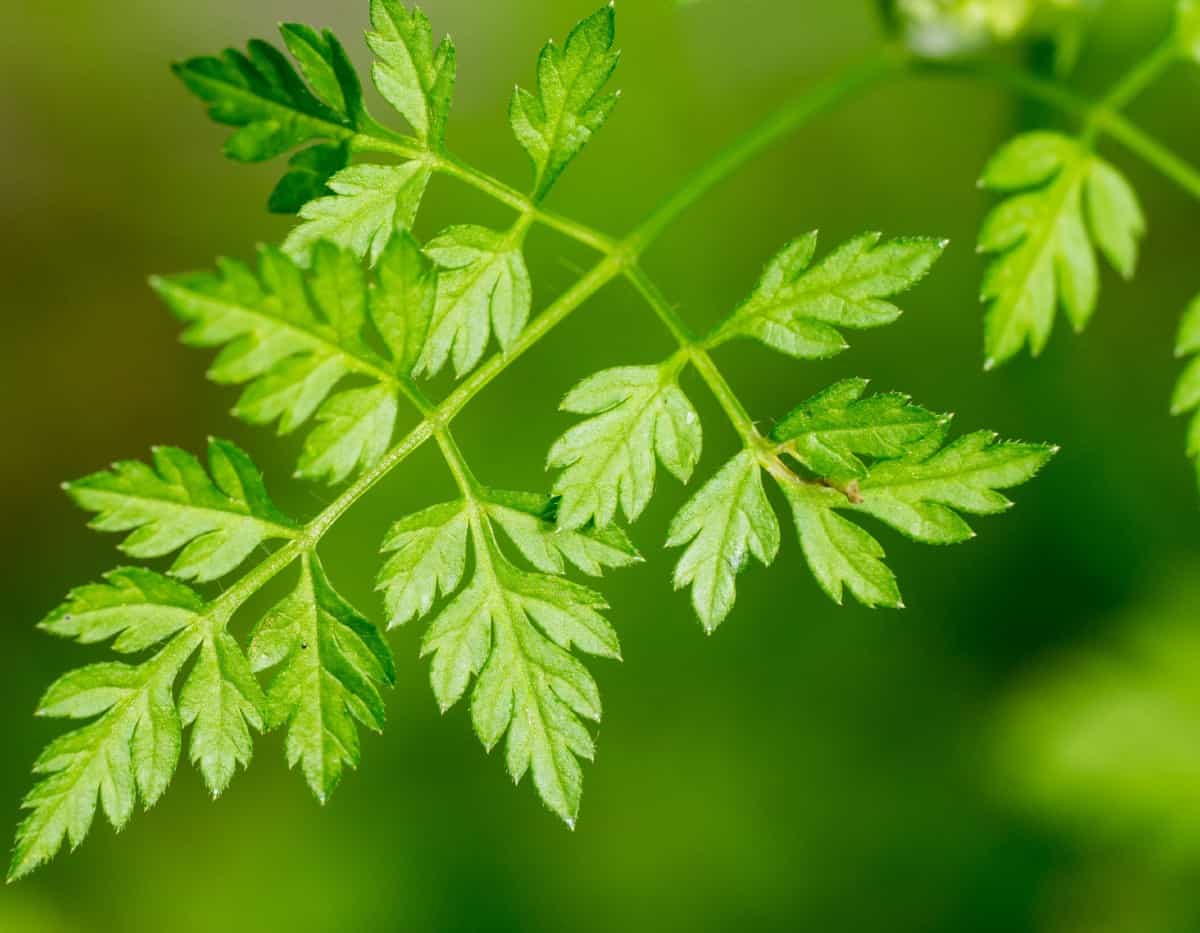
[626,52,906,253]
[1094,37,1180,118]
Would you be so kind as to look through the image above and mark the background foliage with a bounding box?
[2,0,1199,929]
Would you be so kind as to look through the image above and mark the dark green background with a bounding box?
[3,0,1199,929]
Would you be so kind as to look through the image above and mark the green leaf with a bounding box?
[510,5,621,200]
[978,131,1145,368]
[11,575,238,880]
[367,0,457,146]
[421,555,617,824]
[38,568,205,655]
[771,378,945,481]
[371,230,437,373]
[66,439,296,583]
[485,489,642,577]
[377,500,472,628]
[178,629,266,796]
[1172,293,1200,490]
[548,364,703,531]
[711,231,946,359]
[415,225,532,379]
[849,426,1057,544]
[250,555,396,803]
[773,419,1054,607]
[298,384,399,485]
[173,27,366,212]
[284,162,433,266]
[666,451,780,632]
[152,240,429,482]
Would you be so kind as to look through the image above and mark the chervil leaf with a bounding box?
[548,364,703,531]
[978,131,1146,368]
[773,420,1054,607]
[849,426,1057,544]
[284,163,433,266]
[367,0,457,147]
[298,384,399,485]
[66,439,296,583]
[421,554,617,824]
[250,555,396,803]
[153,236,434,483]
[666,451,780,632]
[510,5,621,201]
[1171,293,1200,489]
[11,575,262,880]
[485,489,641,577]
[174,27,367,212]
[178,629,266,797]
[710,231,946,359]
[39,568,205,655]
[378,500,472,628]
[415,224,532,379]
[771,378,946,481]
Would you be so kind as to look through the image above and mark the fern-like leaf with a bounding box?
[249,554,396,803]
[415,225,533,378]
[978,131,1145,368]
[367,0,456,147]
[548,364,703,531]
[510,5,621,201]
[666,451,780,632]
[153,234,435,484]
[10,572,263,880]
[66,439,296,583]
[709,231,946,359]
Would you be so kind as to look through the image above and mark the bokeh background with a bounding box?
[3,0,1200,930]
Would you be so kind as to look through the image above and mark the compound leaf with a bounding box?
[66,439,296,583]
[153,237,437,483]
[416,225,532,379]
[284,163,433,266]
[978,131,1145,368]
[771,378,946,481]
[378,500,472,628]
[711,231,945,359]
[250,555,396,803]
[367,0,457,146]
[510,5,621,200]
[548,364,703,531]
[666,451,779,632]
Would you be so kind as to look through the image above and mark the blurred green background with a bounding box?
[3,0,1200,929]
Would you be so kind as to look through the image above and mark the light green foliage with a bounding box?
[10,570,264,881]
[66,439,296,583]
[978,131,1145,368]
[152,235,436,485]
[1171,294,1200,488]
[367,0,456,146]
[772,378,945,481]
[377,489,630,823]
[416,225,533,378]
[780,425,1053,606]
[18,0,1077,879]
[250,555,396,802]
[510,5,621,200]
[284,163,432,265]
[666,451,780,632]
[548,364,703,531]
[709,232,945,360]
